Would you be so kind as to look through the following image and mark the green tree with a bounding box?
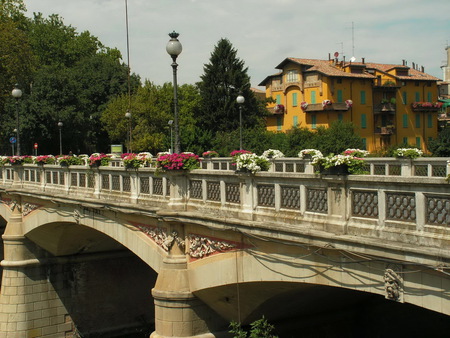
[428,127,450,156]
[197,38,266,149]
[313,121,364,155]
[101,81,200,154]
[0,11,137,155]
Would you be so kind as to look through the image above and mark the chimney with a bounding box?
[328,53,331,61]
[412,62,415,69]
[421,66,424,72]
[361,57,365,64]
[402,59,405,66]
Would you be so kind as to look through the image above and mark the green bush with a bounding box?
[229,316,278,338]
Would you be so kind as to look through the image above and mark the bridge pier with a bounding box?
[151,222,226,338]
[0,195,73,336]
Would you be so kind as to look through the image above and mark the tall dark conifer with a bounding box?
[197,38,264,134]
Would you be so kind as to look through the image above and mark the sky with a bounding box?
[24,0,450,88]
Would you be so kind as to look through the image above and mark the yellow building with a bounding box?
[259,56,441,152]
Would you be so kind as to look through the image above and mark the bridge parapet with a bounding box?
[0,160,448,264]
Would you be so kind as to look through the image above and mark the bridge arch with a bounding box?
[187,233,450,320]
[20,202,165,273]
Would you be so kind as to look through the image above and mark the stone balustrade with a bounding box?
[0,158,449,264]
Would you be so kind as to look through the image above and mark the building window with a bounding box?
[403,137,408,145]
[311,91,316,104]
[292,93,298,107]
[277,116,282,131]
[415,114,420,128]
[337,89,343,103]
[402,92,407,105]
[402,114,408,128]
[338,113,343,121]
[427,114,433,128]
[415,92,420,102]
[361,114,367,129]
[293,116,298,127]
[276,94,281,104]
[311,115,317,129]
[286,70,299,83]
[427,92,432,102]
[360,91,366,104]
[416,137,421,148]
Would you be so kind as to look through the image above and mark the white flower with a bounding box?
[298,149,323,159]
[262,149,284,159]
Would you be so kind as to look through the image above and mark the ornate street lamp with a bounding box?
[236,93,245,150]
[125,110,132,153]
[58,121,63,155]
[11,84,22,156]
[166,31,182,153]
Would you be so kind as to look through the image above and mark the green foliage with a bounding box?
[101,82,200,154]
[313,121,364,155]
[229,317,278,338]
[428,127,450,156]
[197,38,267,148]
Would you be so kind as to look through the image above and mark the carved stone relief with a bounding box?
[384,264,403,302]
[189,234,236,259]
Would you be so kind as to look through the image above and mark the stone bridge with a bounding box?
[0,158,449,337]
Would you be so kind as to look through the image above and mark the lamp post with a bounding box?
[58,121,63,155]
[125,110,132,153]
[166,31,182,154]
[168,120,174,153]
[11,84,22,156]
[236,93,245,150]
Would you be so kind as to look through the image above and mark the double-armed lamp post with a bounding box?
[166,31,182,154]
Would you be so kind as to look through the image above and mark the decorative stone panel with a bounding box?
[87,172,95,188]
[123,176,131,192]
[388,165,401,176]
[257,184,275,207]
[190,180,203,200]
[296,163,305,173]
[281,185,300,209]
[225,183,240,204]
[431,165,447,177]
[426,195,450,226]
[386,192,416,222]
[153,177,163,195]
[207,181,220,202]
[140,177,150,194]
[307,188,328,213]
[352,190,378,218]
[414,165,428,176]
[112,175,120,191]
[373,164,386,175]
[102,174,110,190]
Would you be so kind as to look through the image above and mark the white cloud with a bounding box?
[24,0,450,87]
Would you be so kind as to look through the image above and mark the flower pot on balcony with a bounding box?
[321,164,349,175]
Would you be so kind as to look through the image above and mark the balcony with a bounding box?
[375,126,396,135]
[304,102,349,112]
[411,102,443,112]
[374,103,396,114]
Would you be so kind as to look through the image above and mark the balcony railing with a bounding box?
[373,103,396,114]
